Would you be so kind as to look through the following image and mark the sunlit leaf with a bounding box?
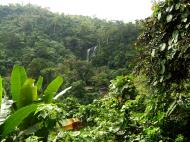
[11,65,27,109]
[36,76,43,92]
[158,12,162,20]
[166,14,173,23]
[182,18,187,23]
[160,76,164,83]
[160,43,166,51]
[19,79,38,108]
[166,101,177,116]
[185,23,190,29]
[53,86,72,100]
[43,76,63,103]
[172,30,179,43]
[166,5,174,12]
[175,3,180,10]
[151,49,156,57]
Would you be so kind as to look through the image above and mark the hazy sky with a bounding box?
[0,0,153,22]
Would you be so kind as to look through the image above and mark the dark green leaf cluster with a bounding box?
[138,0,190,89]
[135,0,190,141]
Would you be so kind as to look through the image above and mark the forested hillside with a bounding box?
[1,0,190,141]
[0,4,139,71]
[0,4,140,104]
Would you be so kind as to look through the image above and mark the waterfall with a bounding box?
[92,46,97,57]
[86,48,91,62]
[86,46,97,62]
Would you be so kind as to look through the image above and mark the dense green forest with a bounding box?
[0,0,190,141]
[0,4,140,104]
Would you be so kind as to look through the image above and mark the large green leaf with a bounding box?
[11,65,27,108]
[0,76,2,110]
[1,103,39,137]
[19,79,38,108]
[43,76,63,103]
[36,76,43,92]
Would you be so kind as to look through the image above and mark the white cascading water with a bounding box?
[92,46,97,57]
[86,46,97,62]
[86,48,91,62]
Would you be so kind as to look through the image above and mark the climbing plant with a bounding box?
[138,0,190,89]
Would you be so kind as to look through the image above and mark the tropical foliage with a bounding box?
[1,0,190,141]
[0,65,65,141]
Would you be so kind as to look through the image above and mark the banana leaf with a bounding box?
[1,103,39,137]
[11,65,27,109]
[43,76,63,103]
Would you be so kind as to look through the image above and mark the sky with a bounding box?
[0,0,153,22]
